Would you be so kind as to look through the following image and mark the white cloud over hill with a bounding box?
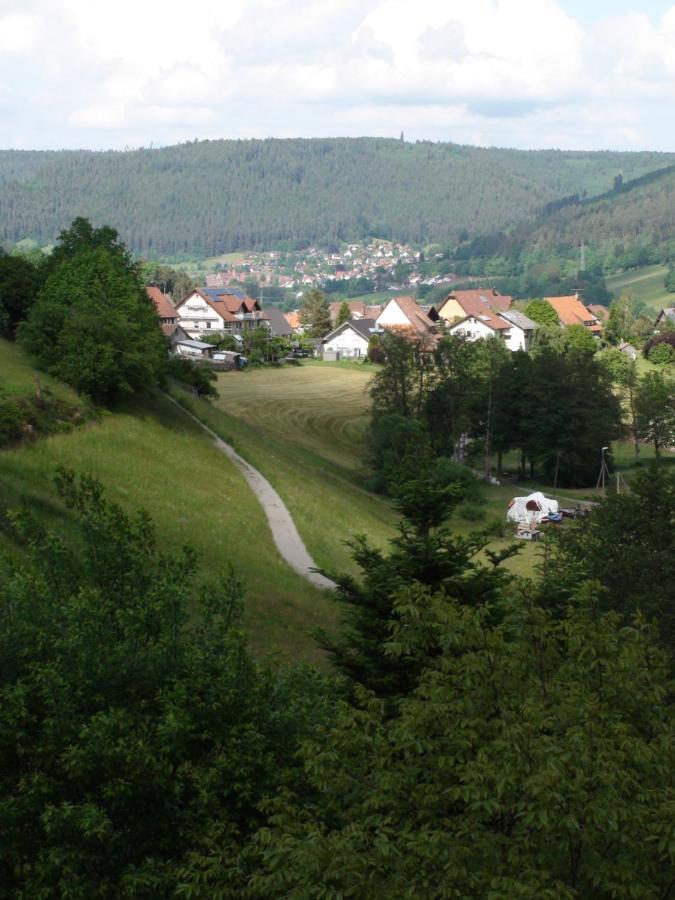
[1,0,674,150]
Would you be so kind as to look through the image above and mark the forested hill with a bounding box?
[1,138,674,257]
[450,161,675,276]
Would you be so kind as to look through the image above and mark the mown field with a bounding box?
[182,361,546,578]
[0,342,337,663]
[607,264,672,311]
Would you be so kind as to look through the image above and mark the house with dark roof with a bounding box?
[498,309,538,351]
[265,306,294,338]
[322,319,380,359]
[654,307,675,331]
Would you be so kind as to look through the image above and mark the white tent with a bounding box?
[507,492,559,524]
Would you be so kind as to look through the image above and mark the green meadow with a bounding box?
[607,264,672,311]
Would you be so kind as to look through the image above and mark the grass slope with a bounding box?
[0,343,336,663]
[607,265,673,311]
[171,365,398,578]
[0,338,81,402]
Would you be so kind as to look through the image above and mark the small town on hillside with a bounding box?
[204,240,456,294]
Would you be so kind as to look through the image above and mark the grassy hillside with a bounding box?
[2,139,674,256]
[607,265,673,311]
[0,343,338,663]
[0,338,80,401]
[171,364,397,578]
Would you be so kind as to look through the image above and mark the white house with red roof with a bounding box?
[146,285,178,336]
[175,288,269,339]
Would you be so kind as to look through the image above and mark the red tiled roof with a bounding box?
[450,312,510,333]
[146,285,177,320]
[588,304,609,322]
[445,289,513,314]
[386,295,436,334]
[545,295,602,333]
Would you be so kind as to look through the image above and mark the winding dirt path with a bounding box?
[166,394,336,591]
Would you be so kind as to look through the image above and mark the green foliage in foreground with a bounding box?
[0,458,674,897]
[553,463,675,650]
[319,468,518,698]
[251,586,675,899]
[0,470,330,897]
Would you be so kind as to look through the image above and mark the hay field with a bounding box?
[213,362,375,471]
[607,265,671,311]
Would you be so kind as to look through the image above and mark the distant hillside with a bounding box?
[447,163,675,294]
[520,163,675,255]
[1,138,673,257]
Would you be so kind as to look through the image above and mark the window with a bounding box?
[206,321,212,329]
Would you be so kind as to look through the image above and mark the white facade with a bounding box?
[376,299,413,329]
[448,316,505,343]
[503,323,532,352]
[175,291,226,338]
[323,325,370,358]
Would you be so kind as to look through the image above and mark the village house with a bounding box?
[175,287,269,339]
[587,304,610,324]
[322,319,379,360]
[376,296,437,337]
[446,311,511,344]
[544,294,602,334]
[498,309,538,351]
[432,289,513,325]
[618,342,638,359]
[654,307,675,331]
[328,300,384,324]
[146,285,178,336]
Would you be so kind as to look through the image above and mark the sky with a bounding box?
[2,0,675,152]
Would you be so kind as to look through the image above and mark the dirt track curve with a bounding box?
[165,394,336,591]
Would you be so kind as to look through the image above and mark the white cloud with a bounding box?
[2,0,675,149]
[0,13,40,53]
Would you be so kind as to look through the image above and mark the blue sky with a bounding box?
[2,0,675,152]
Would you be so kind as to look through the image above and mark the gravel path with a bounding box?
[166,395,336,591]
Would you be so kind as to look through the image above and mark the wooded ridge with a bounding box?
[1,138,674,257]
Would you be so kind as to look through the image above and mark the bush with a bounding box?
[649,342,675,365]
[433,457,484,503]
[0,399,24,444]
[164,356,218,397]
[457,501,487,521]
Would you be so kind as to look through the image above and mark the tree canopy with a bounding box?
[18,219,166,406]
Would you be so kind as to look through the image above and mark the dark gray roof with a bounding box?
[499,309,538,331]
[174,339,214,350]
[202,286,247,302]
[265,306,294,336]
[323,318,380,342]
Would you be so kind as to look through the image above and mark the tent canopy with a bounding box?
[507,492,559,524]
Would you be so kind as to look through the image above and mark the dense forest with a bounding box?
[449,162,675,287]
[1,138,674,257]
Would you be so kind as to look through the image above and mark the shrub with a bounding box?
[164,357,217,397]
[649,342,675,365]
[0,399,24,445]
[457,501,487,521]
